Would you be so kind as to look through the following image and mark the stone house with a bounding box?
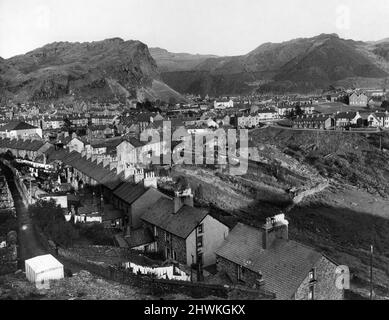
[215,216,343,300]
[111,175,168,229]
[141,189,229,267]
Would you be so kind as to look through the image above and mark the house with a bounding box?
[90,115,116,126]
[116,137,167,165]
[276,105,314,117]
[293,115,335,130]
[214,99,234,110]
[0,121,43,139]
[367,111,389,128]
[86,125,115,139]
[334,112,358,128]
[66,137,85,154]
[0,137,53,162]
[141,188,230,267]
[215,215,343,300]
[42,116,64,130]
[349,92,368,107]
[111,173,168,229]
[67,115,89,127]
[238,110,279,128]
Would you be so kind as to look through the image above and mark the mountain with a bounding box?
[0,38,185,104]
[149,47,218,72]
[156,34,389,95]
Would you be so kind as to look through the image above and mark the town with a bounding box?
[2,0,389,306]
[2,87,388,300]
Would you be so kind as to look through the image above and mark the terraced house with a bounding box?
[215,215,343,300]
[293,114,335,130]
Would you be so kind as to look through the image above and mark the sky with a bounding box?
[1,0,389,59]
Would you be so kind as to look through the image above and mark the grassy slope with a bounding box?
[250,127,389,297]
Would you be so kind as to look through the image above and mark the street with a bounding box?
[0,161,46,269]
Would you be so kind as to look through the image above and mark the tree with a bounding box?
[294,105,304,117]
[381,100,389,110]
[30,200,79,247]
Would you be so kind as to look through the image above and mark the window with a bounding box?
[166,247,171,259]
[173,250,177,261]
[198,223,204,234]
[197,235,203,248]
[165,232,172,243]
[308,285,315,300]
[237,265,245,282]
[309,268,316,282]
[153,226,157,237]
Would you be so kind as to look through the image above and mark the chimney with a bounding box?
[143,171,157,188]
[134,168,144,184]
[173,188,194,214]
[261,214,289,250]
[124,164,136,180]
[109,161,118,171]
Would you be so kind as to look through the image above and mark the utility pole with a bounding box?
[370,244,374,300]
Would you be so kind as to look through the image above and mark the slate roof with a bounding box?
[47,150,122,190]
[0,137,47,151]
[125,228,154,248]
[334,112,357,120]
[0,121,38,131]
[113,182,147,205]
[141,198,209,239]
[215,223,324,300]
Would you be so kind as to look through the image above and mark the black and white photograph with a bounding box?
[0,0,389,309]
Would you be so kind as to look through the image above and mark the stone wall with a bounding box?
[295,256,344,300]
[144,223,187,265]
[216,255,262,288]
[0,246,18,275]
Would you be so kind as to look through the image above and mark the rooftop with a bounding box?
[215,223,324,300]
[141,197,209,239]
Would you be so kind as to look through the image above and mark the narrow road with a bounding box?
[0,161,46,269]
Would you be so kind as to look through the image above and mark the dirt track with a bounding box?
[0,161,47,269]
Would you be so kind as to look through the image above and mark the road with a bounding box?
[0,161,47,269]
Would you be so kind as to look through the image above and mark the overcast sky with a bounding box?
[1,0,389,59]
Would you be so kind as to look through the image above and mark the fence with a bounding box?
[33,224,274,299]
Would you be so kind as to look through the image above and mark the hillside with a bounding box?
[158,34,389,95]
[0,38,184,104]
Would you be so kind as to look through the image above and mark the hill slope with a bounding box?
[0,38,184,104]
[158,34,389,95]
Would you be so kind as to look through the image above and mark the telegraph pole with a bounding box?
[370,244,374,300]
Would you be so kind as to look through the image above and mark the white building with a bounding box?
[214,99,234,110]
[0,121,43,139]
[25,254,64,288]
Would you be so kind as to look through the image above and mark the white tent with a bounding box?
[25,254,64,286]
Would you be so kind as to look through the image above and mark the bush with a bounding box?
[74,223,113,246]
[30,199,79,248]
